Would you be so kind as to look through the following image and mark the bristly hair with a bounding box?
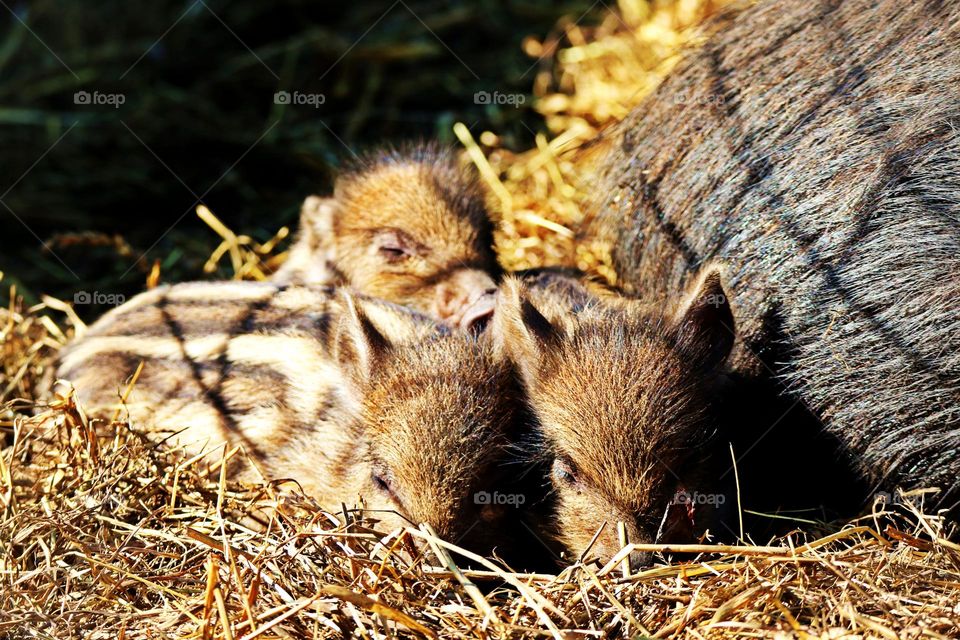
[335,140,496,230]
[337,140,464,183]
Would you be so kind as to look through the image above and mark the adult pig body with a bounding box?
[581,0,960,510]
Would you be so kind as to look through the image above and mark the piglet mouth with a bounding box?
[458,290,496,334]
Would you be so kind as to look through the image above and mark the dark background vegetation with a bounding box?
[0,0,598,317]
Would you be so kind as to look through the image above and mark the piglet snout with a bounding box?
[460,292,496,333]
[434,269,497,330]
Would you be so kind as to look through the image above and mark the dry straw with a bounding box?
[4,1,960,638]
[3,371,960,637]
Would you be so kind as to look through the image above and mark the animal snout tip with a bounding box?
[460,294,496,334]
[433,271,497,331]
[628,549,654,571]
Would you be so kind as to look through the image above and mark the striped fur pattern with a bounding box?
[497,270,866,569]
[580,0,960,515]
[56,281,534,557]
[273,144,501,328]
[495,272,735,569]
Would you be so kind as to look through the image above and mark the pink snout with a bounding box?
[433,269,497,332]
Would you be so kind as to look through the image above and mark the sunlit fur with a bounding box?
[56,281,539,562]
[494,274,731,569]
[580,0,960,517]
[273,143,500,325]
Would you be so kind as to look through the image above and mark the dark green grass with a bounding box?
[0,0,599,319]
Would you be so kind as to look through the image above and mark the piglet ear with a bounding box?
[492,277,563,387]
[271,196,340,284]
[300,195,338,240]
[334,292,392,385]
[673,267,735,374]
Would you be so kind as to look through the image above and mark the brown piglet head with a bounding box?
[332,294,538,565]
[493,270,737,570]
[313,145,500,330]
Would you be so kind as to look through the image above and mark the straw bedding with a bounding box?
[4,2,960,637]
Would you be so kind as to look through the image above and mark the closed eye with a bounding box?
[371,460,399,501]
[378,245,409,261]
[375,229,419,263]
[372,472,392,493]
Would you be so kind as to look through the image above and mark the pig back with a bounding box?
[580,0,960,506]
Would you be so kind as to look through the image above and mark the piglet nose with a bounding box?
[628,549,654,571]
[433,269,497,327]
[434,285,469,320]
[461,291,496,334]
[603,518,655,572]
